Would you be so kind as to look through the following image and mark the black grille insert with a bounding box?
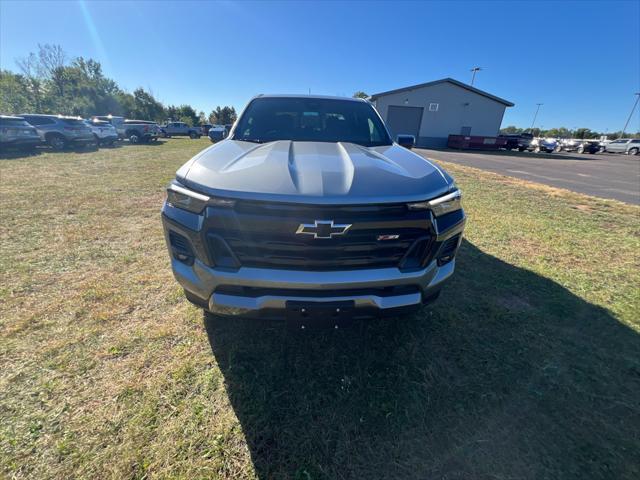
[206,201,434,270]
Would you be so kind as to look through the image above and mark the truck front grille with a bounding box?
[205,201,434,271]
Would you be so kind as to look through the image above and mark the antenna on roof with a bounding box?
[470,66,483,86]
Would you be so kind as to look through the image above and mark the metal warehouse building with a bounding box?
[370,78,514,148]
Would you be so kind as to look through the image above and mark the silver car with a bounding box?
[603,138,640,155]
[20,114,94,150]
[0,115,41,152]
[161,95,465,322]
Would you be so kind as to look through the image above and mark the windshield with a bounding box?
[232,97,392,147]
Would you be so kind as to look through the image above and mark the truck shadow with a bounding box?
[203,240,639,480]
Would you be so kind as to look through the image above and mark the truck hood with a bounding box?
[177,140,453,204]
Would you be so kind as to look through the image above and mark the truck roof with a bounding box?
[254,94,367,103]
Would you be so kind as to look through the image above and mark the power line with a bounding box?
[530,103,543,131]
[620,92,640,138]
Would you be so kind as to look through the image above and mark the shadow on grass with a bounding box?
[204,240,639,480]
[0,148,42,160]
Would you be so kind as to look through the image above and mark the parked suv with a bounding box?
[161,121,202,139]
[161,95,465,321]
[603,138,640,155]
[20,114,94,150]
[559,138,600,154]
[528,137,558,153]
[0,115,41,151]
[92,115,125,139]
[500,132,533,151]
[84,119,118,146]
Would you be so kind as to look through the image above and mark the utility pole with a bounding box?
[530,103,543,131]
[620,92,640,138]
[470,67,482,86]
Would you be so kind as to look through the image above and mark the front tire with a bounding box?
[189,131,198,139]
[128,132,140,144]
[577,145,584,154]
[629,147,639,156]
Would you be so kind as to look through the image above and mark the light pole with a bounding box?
[620,92,640,138]
[530,103,543,131]
[470,67,483,86]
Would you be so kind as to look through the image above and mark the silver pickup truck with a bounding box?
[122,120,160,144]
[161,95,465,323]
[161,121,201,139]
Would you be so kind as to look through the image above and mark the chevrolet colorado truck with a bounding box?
[161,95,465,321]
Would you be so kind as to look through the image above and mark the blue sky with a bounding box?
[1,0,638,132]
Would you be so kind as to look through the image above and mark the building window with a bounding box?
[429,103,439,112]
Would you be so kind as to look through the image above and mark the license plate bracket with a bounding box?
[285,300,355,330]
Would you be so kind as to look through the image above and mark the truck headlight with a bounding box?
[167,183,209,213]
[166,183,235,213]
[408,189,462,217]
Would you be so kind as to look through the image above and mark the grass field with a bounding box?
[1,138,639,480]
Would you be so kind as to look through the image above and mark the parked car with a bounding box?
[207,125,227,142]
[84,119,118,146]
[20,114,94,150]
[499,132,533,151]
[123,119,160,144]
[162,94,465,321]
[559,138,600,154]
[200,124,213,136]
[92,115,125,139]
[529,137,558,153]
[161,121,201,139]
[602,138,640,155]
[0,115,41,152]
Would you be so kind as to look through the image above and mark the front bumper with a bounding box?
[161,203,465,318]
[170,255,455,317]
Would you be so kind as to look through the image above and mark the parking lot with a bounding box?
[418,148,640,205]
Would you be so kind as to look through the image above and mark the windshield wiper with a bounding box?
[239,138,263,144]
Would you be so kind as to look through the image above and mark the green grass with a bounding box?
[1,138,638,479]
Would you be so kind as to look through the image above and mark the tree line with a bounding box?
[500,125,638,139]
[0,44,237,126]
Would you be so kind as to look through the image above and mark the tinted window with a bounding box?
[233,97,391,147]
[0,118,30,127]
[23,116,54,125]
[630,139,640,143]
[61,118,85,125]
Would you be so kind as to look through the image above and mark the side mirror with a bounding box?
[397,134,415,149]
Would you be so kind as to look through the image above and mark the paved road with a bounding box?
[417,148,640,205]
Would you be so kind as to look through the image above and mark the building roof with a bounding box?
[370,77,514,107]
